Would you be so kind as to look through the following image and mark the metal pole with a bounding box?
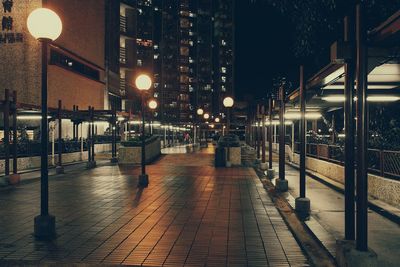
[331,114,336,143]
[12,91,17,174]
[4,89,10,176]
[299,66,306,198]
[261,111,266,163]
[291,122,295,160]
[80,123,83,160]
[138,92,148,187]
[256,118,260,159]
[51,122,55,166]
[142,99,146,166]
[268,98,273,169]
[279,86,285,181]
[164,126,167,147]
[72,105,76,140]
[227,108,231,162]
[34,38,56,239]
[40,41,49,216]
[57,100,62,167]
[344,15,356,241]
[91,107,95,163]
[355,3,368,251]
[87,107,91,163]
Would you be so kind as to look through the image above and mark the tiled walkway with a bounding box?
[0,147,309,266]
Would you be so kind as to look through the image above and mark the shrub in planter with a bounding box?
[121,135,158,147]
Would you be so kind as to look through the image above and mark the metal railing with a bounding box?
[120,15,127,33]
[0,137,120,159]
[293,142,400,180]
[119,47,127,64]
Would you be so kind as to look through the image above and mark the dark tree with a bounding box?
[253,0,400,73]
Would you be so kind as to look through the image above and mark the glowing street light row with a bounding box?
[321,95,400,102]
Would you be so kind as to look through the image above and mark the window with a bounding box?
[50,49,100,81]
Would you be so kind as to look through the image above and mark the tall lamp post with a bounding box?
[28,8,62,240]
[148,99,158,135]
[136,74,152,188]
[203,112,210,146]
[223,96,234,167]
[196,108,204,146]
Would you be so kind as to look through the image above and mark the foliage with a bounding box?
[253,0,400,72]
[369,105,400,150]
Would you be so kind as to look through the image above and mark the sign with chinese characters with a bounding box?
[1,0,23,44]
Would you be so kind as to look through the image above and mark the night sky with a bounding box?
[235,1,295,100]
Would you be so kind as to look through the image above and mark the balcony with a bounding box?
[119,77,126,97]
[119,47,127,64]
[120,15,127,33]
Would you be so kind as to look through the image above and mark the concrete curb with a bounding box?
[253,167,336,267]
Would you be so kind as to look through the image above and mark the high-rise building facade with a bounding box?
[213,0,235,114]
[110,0,234,125]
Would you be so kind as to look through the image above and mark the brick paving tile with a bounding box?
[0,147,309,266]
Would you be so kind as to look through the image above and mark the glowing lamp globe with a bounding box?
[197,108,204,115]
[27,8,62,41]
[223,97,234,108]
[204,113,210,119]
[148,99,158,110]
[215,117,220,123]
[135,74,152,91]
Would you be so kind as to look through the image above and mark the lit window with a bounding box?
[221,67,226,73]
[137,59,142,66]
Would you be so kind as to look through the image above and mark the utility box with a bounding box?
[215,146,226,167]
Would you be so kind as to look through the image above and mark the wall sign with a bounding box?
[1,0,23,44]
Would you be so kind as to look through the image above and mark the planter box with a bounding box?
[225,146,241,166]
[118,138,161,164]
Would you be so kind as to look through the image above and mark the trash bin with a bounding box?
[215,146,226,167]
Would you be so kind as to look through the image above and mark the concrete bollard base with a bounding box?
[138,174,149,188]
[295,197,310,220]
[86,161,96,169]
[266,169,275,179]
[56,166,64,174]
[260,162,268,170]
[226,161,232,168]
[34,214,56,240]
[275,179,288,192]
[336,240,377,267]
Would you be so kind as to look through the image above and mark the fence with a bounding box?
[293,142,400,180]
[0,136,120,159]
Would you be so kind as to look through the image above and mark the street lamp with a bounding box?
[136,74,152,188]
[194,108,204,147]
[204,113,210,119]
[223,97,234,133]
[148,99,157,135]
[148,99,158,110]
[223,96,234,167]
[215,117,220,123]
[27,7,62,240]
